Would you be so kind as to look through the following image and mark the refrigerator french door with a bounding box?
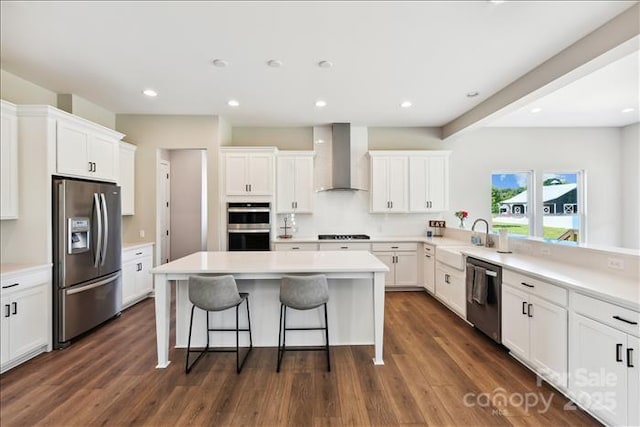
[53,177,122,348]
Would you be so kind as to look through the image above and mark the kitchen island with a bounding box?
[150,250,389,368]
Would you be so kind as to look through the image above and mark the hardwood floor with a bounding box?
[0,291,600,426]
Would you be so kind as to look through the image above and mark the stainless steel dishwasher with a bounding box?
[466,256,502,344]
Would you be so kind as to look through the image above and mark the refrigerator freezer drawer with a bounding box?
[59,272,122,343]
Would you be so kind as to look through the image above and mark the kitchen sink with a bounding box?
[435,246,470,270]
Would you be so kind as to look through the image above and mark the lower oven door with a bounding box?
[228,230,271,251]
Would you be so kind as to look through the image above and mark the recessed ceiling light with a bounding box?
[315,139,325,144]
[466,91,479,98]
[228,99,239,107]
[212,59,229,68]
[267,59,283,68]
[530,107,543,113]
[400,101,412,108]
[622,107,635,113]
[318,60,333,69]
[315,100,327,108]
[142,89,158,97]
[489,0,506,4]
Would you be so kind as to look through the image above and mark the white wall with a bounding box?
[621,123,639,249]
[170,149,206,259]
[0,69,57,106]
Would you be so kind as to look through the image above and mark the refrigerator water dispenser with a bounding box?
[68,217,90,254]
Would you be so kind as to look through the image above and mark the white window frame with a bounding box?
[491,170,535,237]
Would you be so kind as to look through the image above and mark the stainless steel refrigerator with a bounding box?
[52,177,122,348]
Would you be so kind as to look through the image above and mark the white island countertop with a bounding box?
[150,251,389,368]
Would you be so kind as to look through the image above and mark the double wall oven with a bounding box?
[227,202,271,251]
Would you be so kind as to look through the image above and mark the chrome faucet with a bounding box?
[471,218,494,247]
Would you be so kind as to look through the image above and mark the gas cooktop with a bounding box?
[318,234,370,240]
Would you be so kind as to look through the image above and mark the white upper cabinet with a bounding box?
[119,142,137,216]
[409,152,450,212]
[276,152,314,213]
[55,116,122,182]
[223,148,275,196]
[369,153,408,213]
[1,101,19,220]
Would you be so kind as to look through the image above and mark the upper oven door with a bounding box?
[227,207,270,225]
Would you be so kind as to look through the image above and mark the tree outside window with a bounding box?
[491,172,532,237]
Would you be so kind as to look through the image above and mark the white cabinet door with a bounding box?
[90,134,117,181]
[423,252,435,293]
[57,121,91,177]
[293,156,313,212]
[529,295,567,388]
[628,335,639,427]
[276,156,296,212]
[225,153,249,195]
[395,252,418,286]
[387,157,408,212]
[570,313,628,427]
[0,293,10,366]
[427,155,448,211]
[409,155,448,212]
[247,154,273,195]
[446,268,466,318]
[0,105,18,219]
[370,157,389,212]
[137,255,154,295]
[119,143,136,215]
[502,284,530,361]
[9,285,48,361]
[122,260,138,307]
[435,265,449,303]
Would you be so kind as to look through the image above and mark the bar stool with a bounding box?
[185,275,252,374]
[277,274,330,372]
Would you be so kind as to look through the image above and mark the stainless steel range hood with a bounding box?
[314,123,369,191]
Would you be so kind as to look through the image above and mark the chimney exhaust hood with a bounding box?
[314,123,369,191]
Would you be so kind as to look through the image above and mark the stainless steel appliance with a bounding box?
[52,177,122,348]
[466,256,502,344]
[318,234,370,240]
[227,202,271,251]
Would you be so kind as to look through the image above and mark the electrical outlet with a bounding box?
[607,258,624,270]
[139,229,145,238]
[540,247,551,256]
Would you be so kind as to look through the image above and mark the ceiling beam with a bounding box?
[441,3,640,140]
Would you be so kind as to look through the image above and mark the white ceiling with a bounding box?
[1,1,638,127]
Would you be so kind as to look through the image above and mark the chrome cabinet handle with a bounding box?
[616,344,623,362]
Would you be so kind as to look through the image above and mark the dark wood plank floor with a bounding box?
[0,291,600,426]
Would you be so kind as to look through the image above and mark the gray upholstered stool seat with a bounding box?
[277,274,330,372]
[185,275,252,374]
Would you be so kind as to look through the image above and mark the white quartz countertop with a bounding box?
[460,246,640,312]
[122,242,155,250]
[0,263,51,277]
[151,250,389,275]
[273,236,467,246]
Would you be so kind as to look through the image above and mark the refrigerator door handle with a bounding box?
[100,193,108,267]
[93,193,103,268]
[66,272,121,295]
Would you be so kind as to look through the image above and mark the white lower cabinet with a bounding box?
[435,262,466,317]
[569,293,639,427]
[273,242,318,251]
[372,243,418,288]
[122,244,154,308]
[422,244,435,293]
[501,275,568,389]
[1,266,51,373]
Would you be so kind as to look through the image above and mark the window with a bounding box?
[491,172,533,237]
[542,171,584,244]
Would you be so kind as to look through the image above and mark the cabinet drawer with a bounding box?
[1,267,49,293]
[503,269,567,307]
[572,292,639,337]
[122,245,153,263]
[371,242,416,252]
[274,243,318,251]
[318,242,371,251]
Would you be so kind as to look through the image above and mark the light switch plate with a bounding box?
[607,258,624,270]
